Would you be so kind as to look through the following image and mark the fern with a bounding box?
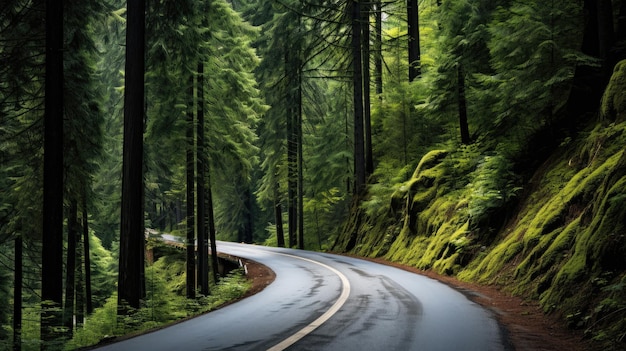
[467,154,521,223]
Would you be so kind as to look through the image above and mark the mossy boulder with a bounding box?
[399,149,449,236]
[601,60,626,121]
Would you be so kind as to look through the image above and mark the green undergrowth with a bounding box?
[344,145,522,276]
[335,106,626,349]
[461,121,626,348]
[65,245,250,350]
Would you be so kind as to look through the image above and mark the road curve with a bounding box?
[95,241,507,351]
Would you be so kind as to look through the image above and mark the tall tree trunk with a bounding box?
[244,187,254,244]
[374,0,383,95]
[345,108,351,194]
[75,220,85,328]
[287,52,298,248]
[13,236,22,351]
[297,60,304,250]
[287,143,296,247]
[362,4,373,176]
[566,0,614,125]
[82,195,93,314]
[118,0,146,312]
[407,0,421,81]
[351,0,366,194]
[42,0,64,344]
[197,63,209,296]
[186,74,196,299]
[207,170,219,283]
[457,62,470,144]
[274,186,285,247]
[64,200,78,337]
[597,0,615,69]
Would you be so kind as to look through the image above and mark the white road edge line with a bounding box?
[266,252,351,351]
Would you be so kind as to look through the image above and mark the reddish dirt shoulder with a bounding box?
[240,258,276,297]
[244,256,592,351]
[368,257,591,351]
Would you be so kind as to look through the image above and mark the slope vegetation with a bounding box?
[333,62,626,350]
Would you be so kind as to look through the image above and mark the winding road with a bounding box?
[95,241,507,351]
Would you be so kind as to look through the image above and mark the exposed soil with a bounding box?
[239,258,276,298]
[243,256,592,351]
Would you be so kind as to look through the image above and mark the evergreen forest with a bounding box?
[1,0,626,349]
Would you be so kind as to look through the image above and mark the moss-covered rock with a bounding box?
[601,60,626,122]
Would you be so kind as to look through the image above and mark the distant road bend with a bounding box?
[96,240,507,351]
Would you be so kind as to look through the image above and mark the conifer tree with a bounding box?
[351,0,366,194]
[186,73,196,298]
[41,0,65,343]
[197,62,209,294]
[118,0,146,311]
[202,0,263,243]
[0,1,46,345]
[64,0,107,326]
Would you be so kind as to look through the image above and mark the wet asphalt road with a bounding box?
[95,241,506,351]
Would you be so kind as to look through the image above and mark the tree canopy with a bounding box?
[2,0,626,348]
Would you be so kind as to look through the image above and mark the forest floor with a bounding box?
[243,256,593,351]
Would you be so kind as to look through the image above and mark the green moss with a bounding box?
[520,160,609,249]
[411,149,449,178]
[601,60,626,121]
[424,221,471,275]
[554,153,623,272]
[459,232,523,284]
[400,152,450,236]
[336,118,626,349]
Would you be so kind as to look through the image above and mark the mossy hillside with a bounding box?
[333,122,626,347]
[333,66,626,347]
[460,141,621,285]
[338,149,450,258]
[378,145,525,275]
[459,122,626,346]
[342,147,490,274]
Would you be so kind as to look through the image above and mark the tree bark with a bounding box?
[118,0,146,312]
[297,59,304,250]
[207,170,219,283]
[41,0,64,344]
[64,200,78,337]
[275,190,285,247]
[244,187,254,244]
[352,0,366,194]
[197,63,209,296]
[286,50,298,248]
[13,236,22,351]
[566,0,614,125]
[407,0,421,81]
[374,0,383,95]
[597,0,615,65]
[82,194,93,314]
[186,74,196,299]
[362,4,373,176]
[75,219,85,328]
